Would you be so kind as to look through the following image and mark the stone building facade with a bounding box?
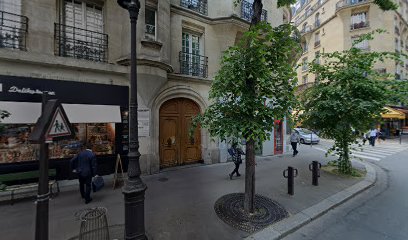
[293,0,408,89]
[0,0,289,177]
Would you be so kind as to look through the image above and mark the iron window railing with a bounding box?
[180,0,208,15]
[145,24,155,35]
[301,25,313,34]
[179,51,208,78]
[241,0,268,22]
[314,20,321,28]
[350,21,369,30]
[0,10,28,50]
[54,23,108,62]
[314,40,321,47]
[336,0,368,10]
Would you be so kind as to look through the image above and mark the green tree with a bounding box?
[299,31,402,174]
[193,21,302,213]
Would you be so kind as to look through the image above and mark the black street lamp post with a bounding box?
[117,1,147,240]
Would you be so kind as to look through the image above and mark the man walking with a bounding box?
[228,142,244,180]
[290,130,300,157]
[70,143,97,204]
[369,128,378,146]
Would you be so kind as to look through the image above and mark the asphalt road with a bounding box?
[283,138,408,240]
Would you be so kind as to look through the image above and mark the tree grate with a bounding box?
[214,193,288,233]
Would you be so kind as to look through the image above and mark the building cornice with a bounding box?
[0,48,128,75]
[168,73,212,85]
[170,4,250,29]
[116,56,174,73]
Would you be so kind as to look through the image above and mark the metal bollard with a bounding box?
[309,161,322,186]
[283,166,298,195]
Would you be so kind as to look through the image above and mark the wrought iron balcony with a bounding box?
[54,23,108,62]
[314,40,321,47]
[241,0,268,22]
[336,0,368,10]
[0,10,28,50]
[145,23,155,40]
[179,51,208,78]
[300,25,313,35]
[180,0,208,15]
[350,21,369,30]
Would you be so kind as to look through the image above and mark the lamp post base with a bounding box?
[123,179,147,240]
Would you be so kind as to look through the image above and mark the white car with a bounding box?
[294,128,320,144]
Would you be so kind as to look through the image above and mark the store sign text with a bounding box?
[8,86,56,95]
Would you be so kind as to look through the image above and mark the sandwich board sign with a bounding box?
[29,99,75,143]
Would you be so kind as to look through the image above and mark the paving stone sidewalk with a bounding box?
[0,147,367,240]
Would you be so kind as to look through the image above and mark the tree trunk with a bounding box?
[339,142,352,174]
[242,0,263,214]
[244,139,256,213]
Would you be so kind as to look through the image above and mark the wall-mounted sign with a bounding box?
[138,109,150,137]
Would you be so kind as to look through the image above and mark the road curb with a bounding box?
[245,160,377,240]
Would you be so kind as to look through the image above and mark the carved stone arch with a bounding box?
[150,85,210,172]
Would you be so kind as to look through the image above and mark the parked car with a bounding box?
[294,128,320,144]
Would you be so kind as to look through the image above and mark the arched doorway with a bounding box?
[159,98,202,168]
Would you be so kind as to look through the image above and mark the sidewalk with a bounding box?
[0,147,369,240]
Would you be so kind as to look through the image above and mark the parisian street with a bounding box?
[283,137,408,240]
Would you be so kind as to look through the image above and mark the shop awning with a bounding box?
[381,107,406,120]
[0,101,122,124]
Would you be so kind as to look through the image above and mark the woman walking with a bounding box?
[228,142,244,180]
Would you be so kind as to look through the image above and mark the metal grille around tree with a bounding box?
[54,23,108,62]
[180,0,208,15]
[179,52,208,78]
[241,0,267,22]
[0,10,28,50]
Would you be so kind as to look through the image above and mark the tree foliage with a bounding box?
[192,22,301,144]
[299,31,403,174]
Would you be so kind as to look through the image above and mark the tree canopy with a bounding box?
[299,31,403,174]
[192,22,301,143]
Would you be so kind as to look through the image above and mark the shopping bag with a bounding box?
[92,175,104,192]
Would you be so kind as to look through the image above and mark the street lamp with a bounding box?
[116,1,147,240]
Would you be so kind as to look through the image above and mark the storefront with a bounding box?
[380,107,405,137]
[0,75,129,180]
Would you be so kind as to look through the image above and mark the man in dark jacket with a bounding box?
[228,142,244,180]
[70,143,97,204]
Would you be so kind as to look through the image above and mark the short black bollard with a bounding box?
[309,161,322,186]
[283,166,298,195]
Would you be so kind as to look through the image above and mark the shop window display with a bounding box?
[0,123,115,164]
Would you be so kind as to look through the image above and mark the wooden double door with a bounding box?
[159,98,202,168]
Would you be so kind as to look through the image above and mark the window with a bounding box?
[302,57,308,71]
[352,37,369,50]
[302,41,308,53]
[55,0,107,62]
[315,51,320,64]
[180,31,208,77]
[302,75,308,84]
[0,0,27,50]
[145,8,156,41]
[351,12,368,30]
[314,32,320,47]
[396,38,399,51]
[315,12,320,27]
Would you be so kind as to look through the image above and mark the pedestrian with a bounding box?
[228,142,244,180]
[290,130,300,157]
[70,143,97,204]
[362,132,368,145]
[369,128,378,146]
